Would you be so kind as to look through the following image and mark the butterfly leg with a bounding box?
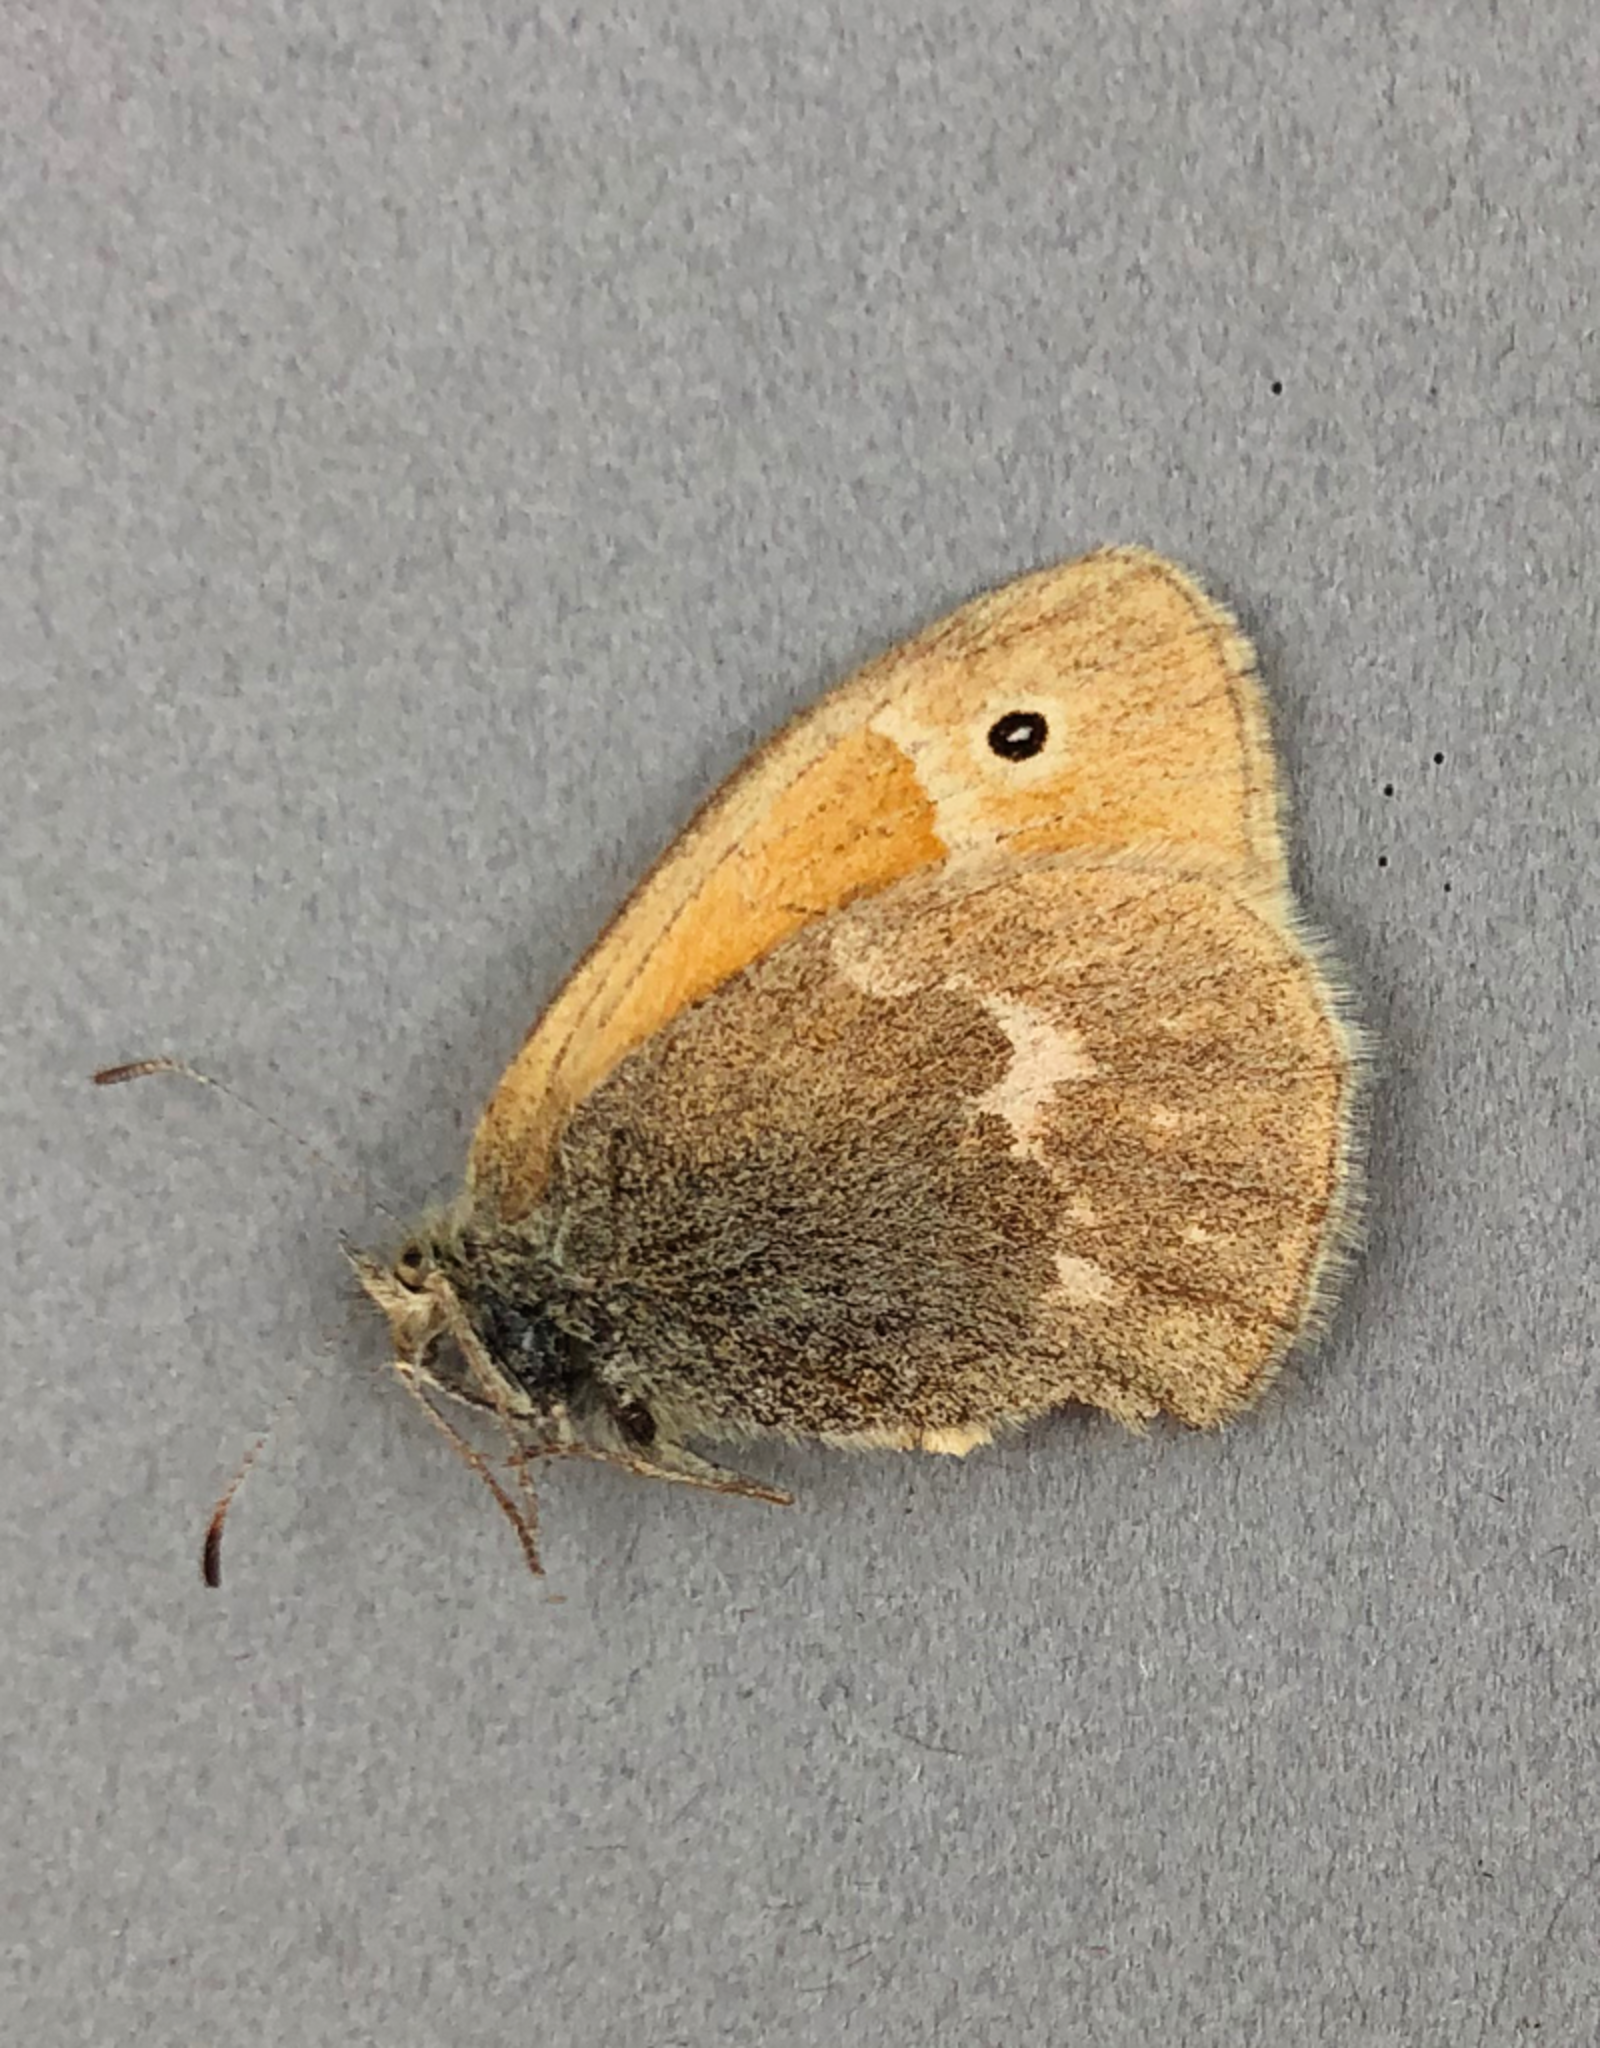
[632,1436,794,1506]
[517,1433,792,1506]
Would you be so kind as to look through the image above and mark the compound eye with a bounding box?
[394,1243,427,1291]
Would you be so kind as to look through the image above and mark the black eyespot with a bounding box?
[395,1243,426,1290]
[987,710,1048,761]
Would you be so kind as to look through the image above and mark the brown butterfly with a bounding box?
[103,547,1363,1579]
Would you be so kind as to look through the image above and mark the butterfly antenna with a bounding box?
[200,1355,321,1588]
[390,1358,544,1579]
[93,1056,402,1227]
[203,1431,270,1589]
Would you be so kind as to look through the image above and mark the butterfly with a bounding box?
[104,547,1363,1579]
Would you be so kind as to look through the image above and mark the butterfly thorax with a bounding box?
[433,1225,599,1408]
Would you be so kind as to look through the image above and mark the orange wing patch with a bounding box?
[470,548,1286,1215]
[471,725,942,1211]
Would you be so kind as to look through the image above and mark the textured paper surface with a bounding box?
[5,6,1596,2043]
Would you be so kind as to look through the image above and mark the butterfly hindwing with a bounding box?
[529,854,1357,1437]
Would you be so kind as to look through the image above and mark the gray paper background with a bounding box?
[5,6,1597,2044]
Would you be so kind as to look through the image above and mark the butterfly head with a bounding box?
[344,1229,561,1577]
[345,1235,455,1372]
